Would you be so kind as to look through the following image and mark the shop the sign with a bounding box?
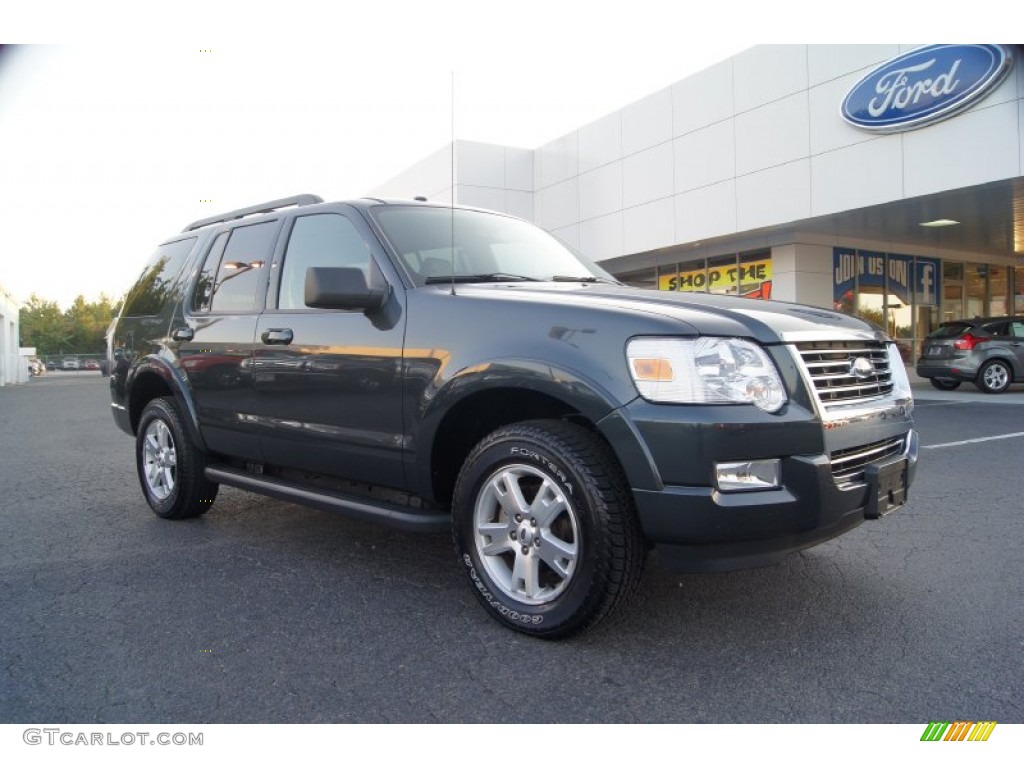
[841,44,1013,133]
[660,258,772,299]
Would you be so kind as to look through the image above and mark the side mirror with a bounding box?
[304,266,388,312]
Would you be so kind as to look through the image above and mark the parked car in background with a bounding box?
[84,359,100,371]
[62,356,81,371]
[916,317,1024,393]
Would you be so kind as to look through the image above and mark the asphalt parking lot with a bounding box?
[1,374,1021,723]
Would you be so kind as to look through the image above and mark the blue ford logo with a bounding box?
[841,45,1013,132]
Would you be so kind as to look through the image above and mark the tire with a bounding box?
[136,397,218,519]
[929,377,961,391]
[975,360,1012,394]
[452,420,645,639]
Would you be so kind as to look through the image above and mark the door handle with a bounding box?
[262,328,294,345]
[171,326,194,341]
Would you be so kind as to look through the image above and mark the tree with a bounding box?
[19,293,121,356]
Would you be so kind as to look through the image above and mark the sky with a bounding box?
[0,1,995,309]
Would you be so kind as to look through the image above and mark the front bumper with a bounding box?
[633,430,917,571]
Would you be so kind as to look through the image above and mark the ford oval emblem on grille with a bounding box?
[850,357,875,379]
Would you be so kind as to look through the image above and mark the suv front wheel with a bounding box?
[136,397,219,519]
[452,420,645,638]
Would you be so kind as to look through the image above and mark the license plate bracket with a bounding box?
[865,457,908,519]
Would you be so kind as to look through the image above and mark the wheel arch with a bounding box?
[127,357,209,452]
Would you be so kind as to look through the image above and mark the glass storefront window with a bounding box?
[738,250,772,299]
[965,264,986,318]
[1016,266,1024,313]
[674,256,707,292]
[707,255,736,295]
[617,266,657,289]
[988,265,1008,316]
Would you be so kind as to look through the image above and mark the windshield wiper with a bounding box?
[425,273,541,284]
[550,275,618,284]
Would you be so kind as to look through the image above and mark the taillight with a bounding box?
[953,333,984,351]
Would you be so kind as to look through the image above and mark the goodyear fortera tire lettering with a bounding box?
[135,397,218,519]
[452,420,645,639]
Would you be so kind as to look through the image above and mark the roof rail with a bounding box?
[182,194,324,232]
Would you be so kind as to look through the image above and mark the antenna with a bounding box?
[450,69,456,297]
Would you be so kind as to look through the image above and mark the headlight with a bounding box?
[627,337,787,412]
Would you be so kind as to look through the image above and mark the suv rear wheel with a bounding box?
[136,397,218,519]
[452,420,645,638]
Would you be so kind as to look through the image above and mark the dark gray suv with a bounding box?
[108,194,918,637]
[916,317,1024,393]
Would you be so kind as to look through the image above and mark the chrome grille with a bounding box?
[830,436,905,484]
[795,340,893,405]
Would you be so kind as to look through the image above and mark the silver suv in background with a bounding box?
[916,317,1024,393]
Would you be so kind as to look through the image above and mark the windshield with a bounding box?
[371,205,615,286]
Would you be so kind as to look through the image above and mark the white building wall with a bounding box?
[0,283,23,387]
[370,140,534,218]
[530,44,1024,264]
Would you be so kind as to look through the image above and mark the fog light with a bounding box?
[715,459,781,492]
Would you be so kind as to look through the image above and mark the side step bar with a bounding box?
[205,465,449,533]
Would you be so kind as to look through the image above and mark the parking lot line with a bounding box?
[923,432,1024,449]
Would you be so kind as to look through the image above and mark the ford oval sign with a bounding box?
[841,44,1014,133]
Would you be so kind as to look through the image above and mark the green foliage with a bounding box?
[19,293,120,356]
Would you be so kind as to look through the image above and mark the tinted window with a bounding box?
[122,238,196,317]
[209,221,277,312]
[928,322,974,339]
[278,214,372,309]
[983,321,1008,336]
[192,232,228,312]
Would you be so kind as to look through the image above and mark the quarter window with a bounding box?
[278,214,372,309]
[123,238,197,317]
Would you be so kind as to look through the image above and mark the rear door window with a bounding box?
[192,221,278,313]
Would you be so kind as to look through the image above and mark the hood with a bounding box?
[448,282,885,345]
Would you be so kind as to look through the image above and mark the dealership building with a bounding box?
[373,44,1023,361]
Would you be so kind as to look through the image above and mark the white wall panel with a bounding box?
[456,142,505,188]
[535,177,578,231]
[579,212,624,261]
[811,136,903,217]
[550,224,579,251]
[807,45,899,87]
[672,58,733,137]
[623,142,673,209]
[808,68,878,156]
[622,88,672,157]
[579,161,623,222]
[537,131,578,189]
[904,101,1019,198]
[623,198,675,254]
[735,93,810,176]
[674,180,737,243]
[578,112,622,174]
[733,45,808,113]
[674,119,735,193]
[505,190,534,221]
[456,185,505,213]
[736,159,810,231]
[505,147,534,192]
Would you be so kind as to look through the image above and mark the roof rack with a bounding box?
[182,194,324,232]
